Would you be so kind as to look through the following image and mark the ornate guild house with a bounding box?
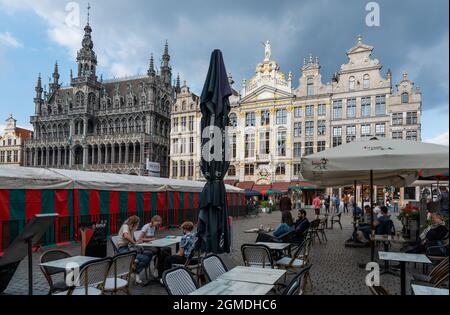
[24,18,173,177]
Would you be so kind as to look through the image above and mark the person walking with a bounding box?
[325,195,331,214]
[343,194,350,214]
[279,194,293,212]
[313,195,322,218]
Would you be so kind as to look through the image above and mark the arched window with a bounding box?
[75,91,85,108]
[363,74,370,89]
[172,161,178,178]
[121,119,127,133]
[180,161,186,177]
[115,119,121,133]
[401,92,409,104]
[182,101,187,111]
[228,165,237,177]
[88,93,96,110]
[349,76,356,91]
[128,118,135,133]
[307,78,314,96]
[135,117,142,132]
[229,113,238,127]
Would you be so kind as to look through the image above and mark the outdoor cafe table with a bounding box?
[411,285,449,296]
[218,266,286,285]
[137,236,183,248]
[379,252,432,296]
[256,242,291,251]
[39,256,99,270]
[371,235,408,275]
[190,278,274,296]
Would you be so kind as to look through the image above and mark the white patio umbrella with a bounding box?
[301,138,448,187]
[301,138,449,261]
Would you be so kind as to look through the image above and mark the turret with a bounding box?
[34,74,43,115]
[49,61,60,93]
[161,41,172,85]
[76,4,97,79]
[148,54,156,77]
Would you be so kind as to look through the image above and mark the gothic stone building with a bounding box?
[24,22,173,177]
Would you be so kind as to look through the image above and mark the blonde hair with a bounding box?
[151,215,162,224]
[124,215,140,232]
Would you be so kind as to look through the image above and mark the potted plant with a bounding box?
[260,201,270,213]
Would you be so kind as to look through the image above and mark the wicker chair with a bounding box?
[39,250,72,295]
[103,251,137,295]
[412,257,449,288]
[202,254,228,282]
[55,257,112,295]
[282,265,312,296]
[241,244,274,269]
[369,285,390,295]
[162,267,198,295]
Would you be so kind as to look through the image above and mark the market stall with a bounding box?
[0,167,245,254]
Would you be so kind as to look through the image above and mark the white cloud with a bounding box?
[425,131,449,147]
[0,32,23,48]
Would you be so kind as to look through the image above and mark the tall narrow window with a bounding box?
[392,113,403,126]
[259,131,270,155]
[333,100,343,120]
[261,110,270,126]
[307,78,314,96]
[361,97,371,117]
[231,134,237,159]
[317,141,326,152]
[245,112,256,127]
[349,76,356,91]
[318,104,326,116]
[317,120,326,136]
[277,131,287,156]
[245,133,255,158]
[294,122,302,137]
[363,74,370,89]
[172,161,178,177]
[346,125,356,143]
[305,121,314,136]
[376,95,386,116]
[294,142,302,158]
[305,142,314,156]
[347,99,356,118]
[401,93,409,104]
[333,127,342,147]
[229,113,238,128]
[406,112,418,125]
[305,105,314,117]
[276,109,287,125]
[294,107,302,118]
[180,161,186,177]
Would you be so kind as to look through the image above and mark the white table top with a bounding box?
[138,236,182,248]
[40,256,99,270]
[190,279,273,296]
[378,252,432,264]
[256,242,291,250]
[411,285,449,296]
[218,266,286,285]
[371,235,407,243]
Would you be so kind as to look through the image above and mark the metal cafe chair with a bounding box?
[162,267,198,296]
[39,250,72,295]
[282,265,312,296]
[241,244,274,269]
[103,251,137,295]
[201,254,228,282]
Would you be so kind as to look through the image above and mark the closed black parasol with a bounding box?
[197,50,232,254]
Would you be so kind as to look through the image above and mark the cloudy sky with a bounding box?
[0,0,448,145]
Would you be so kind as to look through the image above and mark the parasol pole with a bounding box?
[370,170,375,262]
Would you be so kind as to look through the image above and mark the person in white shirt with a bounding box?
[138,215,162,243]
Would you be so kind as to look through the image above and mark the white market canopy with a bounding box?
[301,138,449,187]
[0,166,244,194]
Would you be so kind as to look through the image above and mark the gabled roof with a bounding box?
[240,85,294,103]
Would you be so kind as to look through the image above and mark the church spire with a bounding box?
[148,53,156,76]
[35,74,43,98]
[161,41,172,85]
[76,3,97,79]
[52,61,60,84]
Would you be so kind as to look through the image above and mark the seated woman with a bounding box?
[116,215,152,284]
[273,211,295,238]
[138,215,163,243]
[162,221,198,272]
[405,213,449,255]
[356,206,379,243]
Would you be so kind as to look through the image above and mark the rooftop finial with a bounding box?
[315,56,319,65]
[357,34,363,45]
[309,53,313,64]
[87,3,91,25]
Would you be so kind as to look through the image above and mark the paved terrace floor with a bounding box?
[4,209,422,295]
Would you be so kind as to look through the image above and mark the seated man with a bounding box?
[356,206,379,243]
[162,221,198,272]
[293,209,310,244]
[376,206,395,236]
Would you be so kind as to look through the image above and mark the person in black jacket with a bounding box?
[405,213,449,254]
[293,209,310,244]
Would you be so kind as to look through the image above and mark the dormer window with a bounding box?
[401,92,409,104]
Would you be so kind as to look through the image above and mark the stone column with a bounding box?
[111,144,116,165]
[132,143,136,164]
[105,144,109,165]
[83,146,88,168]
[119,144,122,164]
[69,146,73,168]
[83,118,88,137]
[125,143,129,165]
[57,148,61,167]
[98,145,102,165]
[46,148,50,167]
